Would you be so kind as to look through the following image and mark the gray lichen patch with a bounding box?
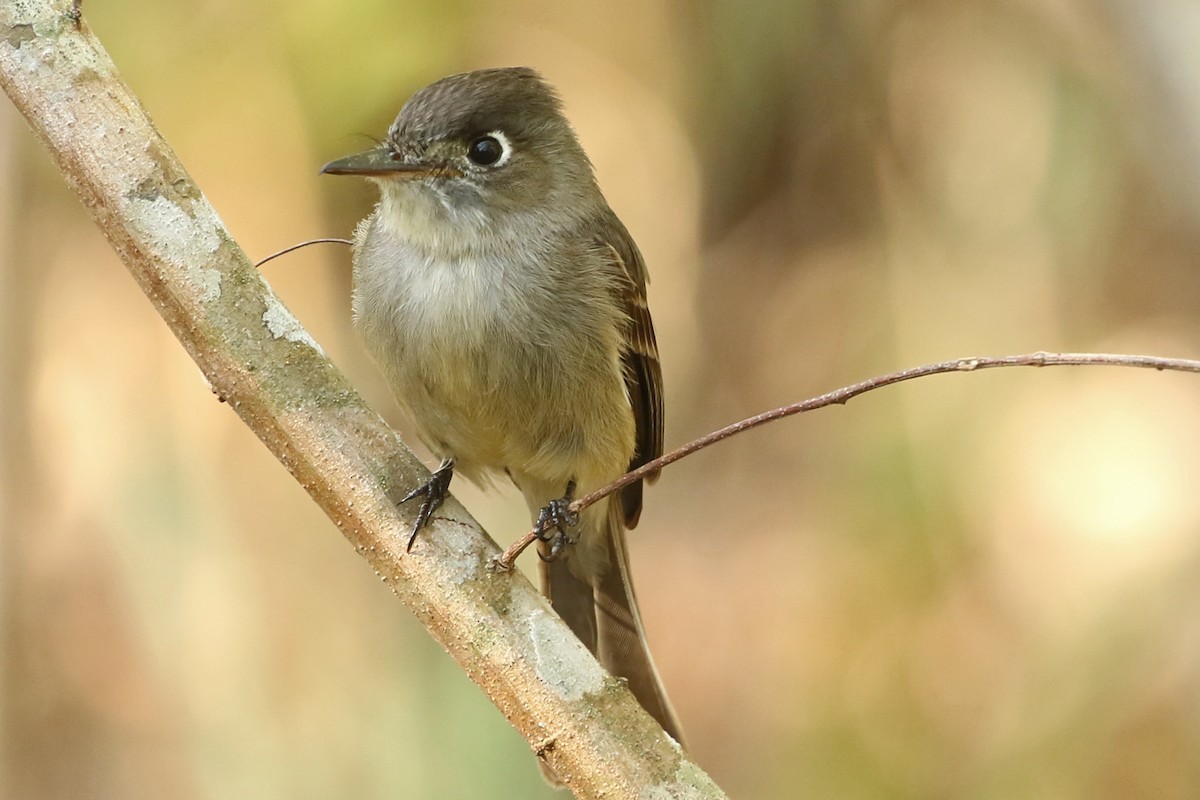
[122,192,223,303]
[262,296,325,355]
[526,605,607,701]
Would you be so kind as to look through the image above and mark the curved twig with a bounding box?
[496,352,1200,569]
[254,237,352,268]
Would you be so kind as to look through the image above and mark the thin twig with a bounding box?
[495,351,1200,570]
[254,237,352,268]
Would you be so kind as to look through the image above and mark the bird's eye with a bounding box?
[466,132,511,167]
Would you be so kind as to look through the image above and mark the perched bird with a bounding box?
[322,67,682,755]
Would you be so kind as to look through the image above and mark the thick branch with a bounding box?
[0,4,723,798]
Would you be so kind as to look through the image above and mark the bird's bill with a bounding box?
[320,146,457,179]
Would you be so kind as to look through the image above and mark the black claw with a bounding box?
[399,459,454,551]
[535,480,579,562]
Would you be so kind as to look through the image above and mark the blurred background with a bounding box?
[4,0,1200,797]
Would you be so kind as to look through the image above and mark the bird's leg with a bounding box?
[399,458,455,551]
[535,480,580,562]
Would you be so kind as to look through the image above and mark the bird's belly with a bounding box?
[392,337,625,488]
[352,233,634,488]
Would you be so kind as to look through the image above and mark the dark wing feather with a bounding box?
[596,216,663,529]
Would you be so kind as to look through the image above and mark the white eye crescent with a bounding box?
[466,130,512,167]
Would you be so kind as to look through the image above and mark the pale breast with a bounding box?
[350,209,636,486]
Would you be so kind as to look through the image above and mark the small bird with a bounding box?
[321,67,684,754]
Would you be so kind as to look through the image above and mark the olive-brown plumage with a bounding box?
[322,67,682,769]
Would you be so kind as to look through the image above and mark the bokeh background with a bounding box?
[4,1,1200,797]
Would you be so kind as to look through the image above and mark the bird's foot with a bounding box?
[535,481,580,562]
[399,458,454,551]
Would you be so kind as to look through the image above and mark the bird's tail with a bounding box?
[539,501,684,745]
